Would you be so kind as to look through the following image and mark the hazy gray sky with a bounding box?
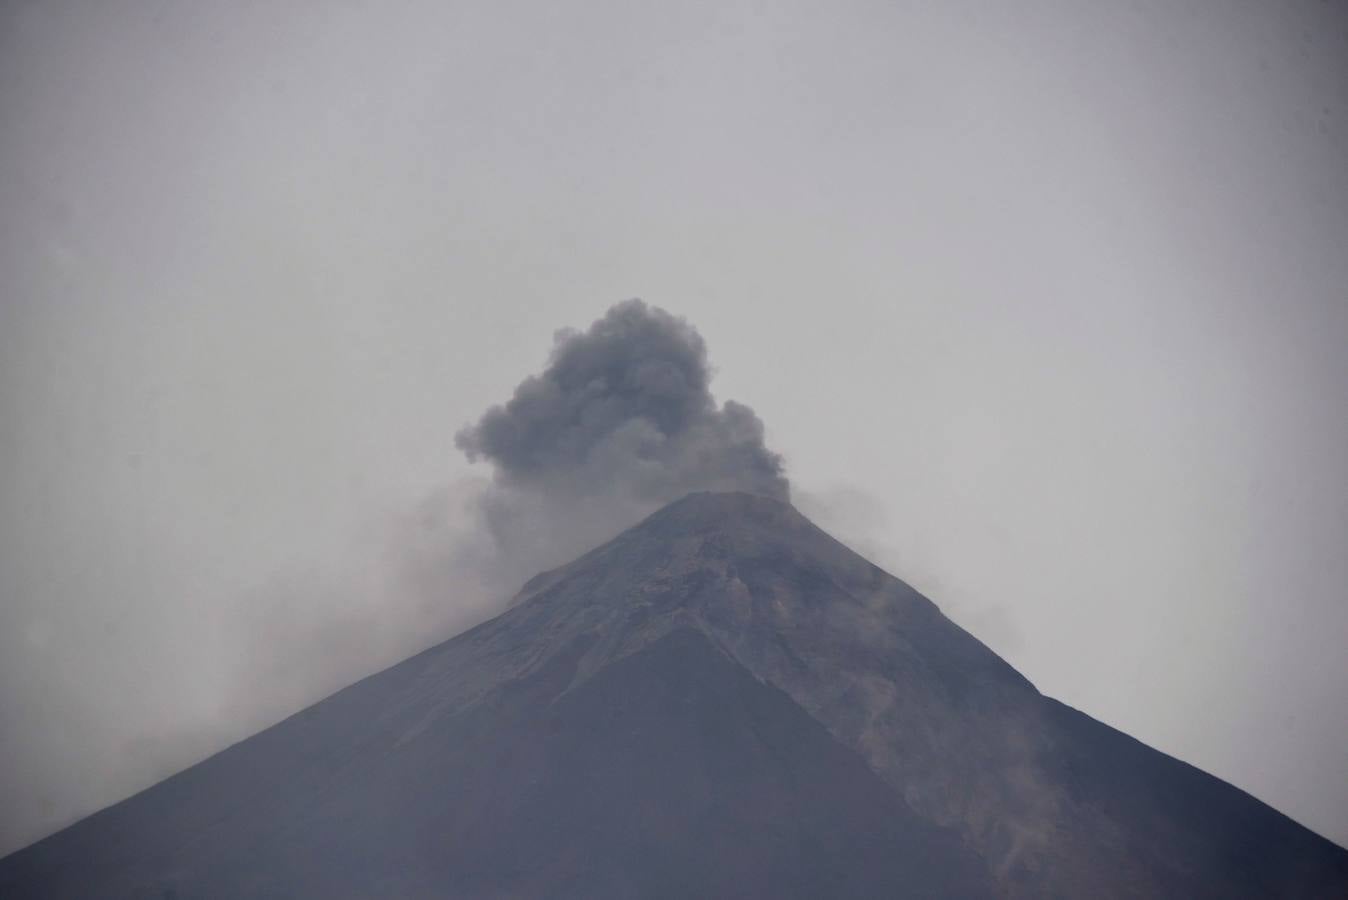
[2,0,1346,855]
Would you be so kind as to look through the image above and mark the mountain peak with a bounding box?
[644,489,806,530]
[510,490,815,608]
[522,490,861,589]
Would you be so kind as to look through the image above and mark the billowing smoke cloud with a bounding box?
[454,299,788,588]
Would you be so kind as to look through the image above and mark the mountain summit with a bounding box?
[3,492,1345,898]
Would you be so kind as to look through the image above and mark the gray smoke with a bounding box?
[454,299,788,586]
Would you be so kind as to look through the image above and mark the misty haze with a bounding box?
[3,1,1347,898]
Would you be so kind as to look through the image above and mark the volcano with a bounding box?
[2,491,1345,898]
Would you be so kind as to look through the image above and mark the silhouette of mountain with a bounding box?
[2,492,1344,897]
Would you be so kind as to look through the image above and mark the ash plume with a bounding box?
[454,299,788,586]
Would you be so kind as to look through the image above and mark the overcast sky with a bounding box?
[2,0,1346,855]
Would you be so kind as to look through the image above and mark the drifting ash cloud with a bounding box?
[451,299,789,591]
[0,300,787,856]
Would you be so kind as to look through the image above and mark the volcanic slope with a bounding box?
[2,492,1345,898]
